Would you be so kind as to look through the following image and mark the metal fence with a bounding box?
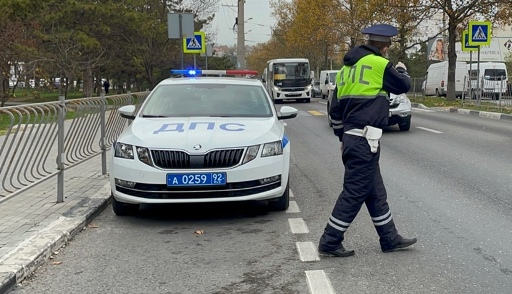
[462,76,512,111]
[0,92,149,203]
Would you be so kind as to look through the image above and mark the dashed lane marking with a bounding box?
[307,110,325,116]
[290,189,295,198]
[296,242,320,262]
[288,218,309,234]
[318,101,327,105]
[286,201,301,213]
[416,126,443,134]
[305,270,335,294]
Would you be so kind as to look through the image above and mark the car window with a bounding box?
[329,72,337,82]
[142,84,273,118]
[484,69,506,80]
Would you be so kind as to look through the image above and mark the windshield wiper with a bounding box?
[142,115,167,118]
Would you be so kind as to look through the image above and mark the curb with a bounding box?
[412,103,512,121]
[0,182,111,294]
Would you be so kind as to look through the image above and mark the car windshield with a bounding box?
[141,83,273,118]
[273,62,310,81]
[484,69,506,80]
[329,72,337,83]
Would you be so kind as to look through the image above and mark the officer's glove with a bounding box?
[395,62,408,75]
[396,61,407,71]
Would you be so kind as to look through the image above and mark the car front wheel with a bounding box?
[399,116,411,131]
[268,182,290,211]
[112,196,139,216]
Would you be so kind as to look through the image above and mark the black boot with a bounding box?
[318,244,355,257]
[381,235,417,253]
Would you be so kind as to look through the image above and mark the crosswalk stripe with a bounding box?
[307,110,325,116]
[296,242,320,262]
[305,270,335,294]
[288,218,309,234]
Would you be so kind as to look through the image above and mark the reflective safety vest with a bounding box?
[336,54,389,100]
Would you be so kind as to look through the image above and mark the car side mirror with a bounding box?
[324,79,328,85]
[119,105,136,120]
[278,106,298,120]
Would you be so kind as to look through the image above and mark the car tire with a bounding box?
[399,116,411,131]
[304,98,311,103]
[322,94,326,99]
[268,182,290,211]
[112,196,139,216]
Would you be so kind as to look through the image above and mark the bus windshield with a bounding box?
[273,62,310,82]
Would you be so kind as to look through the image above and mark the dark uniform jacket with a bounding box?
[329,45,411,139]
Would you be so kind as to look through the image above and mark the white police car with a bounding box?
[110,70,298,215]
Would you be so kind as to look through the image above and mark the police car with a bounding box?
[110,69,298,215]
[327,92,412,131]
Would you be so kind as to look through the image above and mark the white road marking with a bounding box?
[412,107,433,112]
[286,201,301,213]
[318,101,327,105]
[296,242,320,262]
[290,189,295,198]
[416,126,443,134]
[288,218,309,234]
[305,270,335,294]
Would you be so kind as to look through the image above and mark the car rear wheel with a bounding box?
[399,116,411,131]
[112,196,139,216]
[268,182,290,211]
[303,98,311,103]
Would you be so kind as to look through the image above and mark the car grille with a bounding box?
[204,149,244,168]
[151,150,190,169]
[115,176,281,199]
[281,87,305,92]
[151,149,244,169]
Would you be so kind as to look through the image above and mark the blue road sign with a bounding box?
[183,32,205,53]
[468,21,491,46]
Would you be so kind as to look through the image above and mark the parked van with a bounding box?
[468,62,508,99]
[319,70,338,99]
[424,61,468,97]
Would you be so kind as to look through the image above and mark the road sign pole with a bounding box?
[469,51,473,100]
[477,46,481,105]
[179,14,184,69]
[205,54,208,70]
[193,54,196,68]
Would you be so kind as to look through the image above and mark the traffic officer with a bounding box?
[318,24,417,257]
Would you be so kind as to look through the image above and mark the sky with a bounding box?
[208,0,276,46]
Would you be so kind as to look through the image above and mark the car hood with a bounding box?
[118,117,283,152]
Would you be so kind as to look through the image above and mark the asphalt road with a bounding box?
[10,98,512,294]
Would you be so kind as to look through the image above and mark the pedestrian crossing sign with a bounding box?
[468,21,491,47]
[183,32,205,53]
[461,30,479,52]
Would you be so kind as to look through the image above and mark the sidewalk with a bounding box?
[0,155,111,293]
[412,103,512,121]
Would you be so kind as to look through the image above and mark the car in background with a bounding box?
[319,70,338,99]
[327,93,412,131]
[110,70,298,215]
[312,80,321,97]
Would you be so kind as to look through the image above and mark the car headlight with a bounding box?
[261,141,283,157]
[395,94,410,104]
[273,86,279,92]
[114,142,134,159]
[243,145,260,164]
[136,146,153,166]
[305,85,312,91]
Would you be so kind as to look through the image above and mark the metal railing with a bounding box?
[463,76,512,111]
[0,92,149,203]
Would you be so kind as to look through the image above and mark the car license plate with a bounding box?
[166,172,227,186]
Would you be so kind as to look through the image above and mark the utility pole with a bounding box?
[237,0,246,69]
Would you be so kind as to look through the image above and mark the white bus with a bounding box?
[262,58,312,103]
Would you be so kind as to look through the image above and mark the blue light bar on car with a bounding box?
[170,69,202,76]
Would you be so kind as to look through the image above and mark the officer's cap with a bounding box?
[362,24,398,43]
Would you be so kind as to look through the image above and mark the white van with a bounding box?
[424,61,468,97]
[469,62,508,99]
[319,70,338,99]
